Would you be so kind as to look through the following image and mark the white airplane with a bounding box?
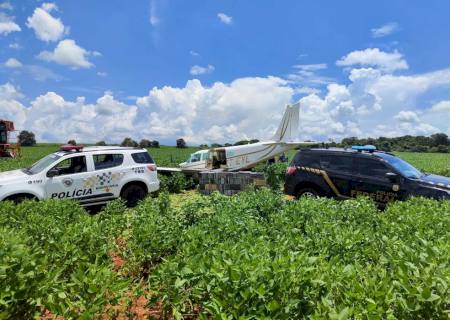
[179,103,318,172]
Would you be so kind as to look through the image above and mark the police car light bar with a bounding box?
[60,145,84,152]
[351,145,377,152]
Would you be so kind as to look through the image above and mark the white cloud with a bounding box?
[190,50,200,57]
[97,71,108,77]
[431,100,450,112]
[26,3,67,42]
[38,39,96,69]
[217,13,232,25]
[8,42,21,49]
[149,0,160,26]
[2,52,450,144]
[4,58,22,68]
[293,63,327,71]
[190,64,215,75]
[394,110,420,123]
[0,12,21,35]
[41,2,58,12]
[337,48,408,72]
[298,66,450,140]
[0,83,27,128]
[287,63,333,87]
[0,1,13,10]
[135,77,294,144]
[0,77,294,144]
[423,101,450,135]
[371,22,400,38]
[0,59,62,81]
[26,65,62,82]
[294,86,321,95]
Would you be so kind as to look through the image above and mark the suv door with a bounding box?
[352,157,400,204]
[45,155,93,200]
[90,153,125,198]
[319,154,355,199]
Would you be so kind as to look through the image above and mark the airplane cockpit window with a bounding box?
[190,153,201,163]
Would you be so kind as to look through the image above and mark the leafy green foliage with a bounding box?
[120,137,138,147]
[340,134,449,153]
[257,162,288,190]
[0,191,449,319]
[0,200,130,318]
[0,146,450,318]
[0,228,43,319]
[159,172,195,193]
[17,130,36,146]
[148,193,450,319]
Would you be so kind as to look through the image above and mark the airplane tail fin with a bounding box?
[272,103,300,142]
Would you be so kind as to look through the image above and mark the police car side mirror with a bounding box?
[386,172,399,183]
[47,168,59,178]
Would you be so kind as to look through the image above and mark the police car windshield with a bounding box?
[26,153,62,175]
[375,153,423,179]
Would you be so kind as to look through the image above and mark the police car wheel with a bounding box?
[121,184,146,207]
[7,194,37,204]
[297,188,319,198]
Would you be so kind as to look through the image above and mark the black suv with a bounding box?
[284,147,450,205]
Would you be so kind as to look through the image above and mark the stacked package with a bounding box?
[199,171,266,196]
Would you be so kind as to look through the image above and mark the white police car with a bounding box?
[0,145,160,207]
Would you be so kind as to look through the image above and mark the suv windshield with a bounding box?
[376,153,424,179]
[26,153,62,175]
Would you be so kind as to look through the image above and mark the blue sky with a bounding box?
[1,0,450,144]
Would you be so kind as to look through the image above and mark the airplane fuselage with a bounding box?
[179,142,303,172]
[178,103,318,172]
[220,142,297,171]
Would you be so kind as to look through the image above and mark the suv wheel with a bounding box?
[297,187,320,198]
[7,194,37,204]
[121,184,146,207]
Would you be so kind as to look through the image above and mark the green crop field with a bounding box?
[1,145,449,175]
[396,152,450,177]
[0,144,200,172]
[0,146,449,319]
[1,191,449,319]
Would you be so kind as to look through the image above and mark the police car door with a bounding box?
[88,153,125,200]
[353,157,400,204]
[319,154,355,199]
[45,155,93,201]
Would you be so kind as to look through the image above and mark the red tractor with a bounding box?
[0,120,21,158]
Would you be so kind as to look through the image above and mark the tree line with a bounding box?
[14,130,450,153]
[336,133,449,153]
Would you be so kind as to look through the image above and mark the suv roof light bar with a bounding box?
[351,145,376,153]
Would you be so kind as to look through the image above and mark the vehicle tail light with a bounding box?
[286,166,297,175]
[147,164,157,171]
